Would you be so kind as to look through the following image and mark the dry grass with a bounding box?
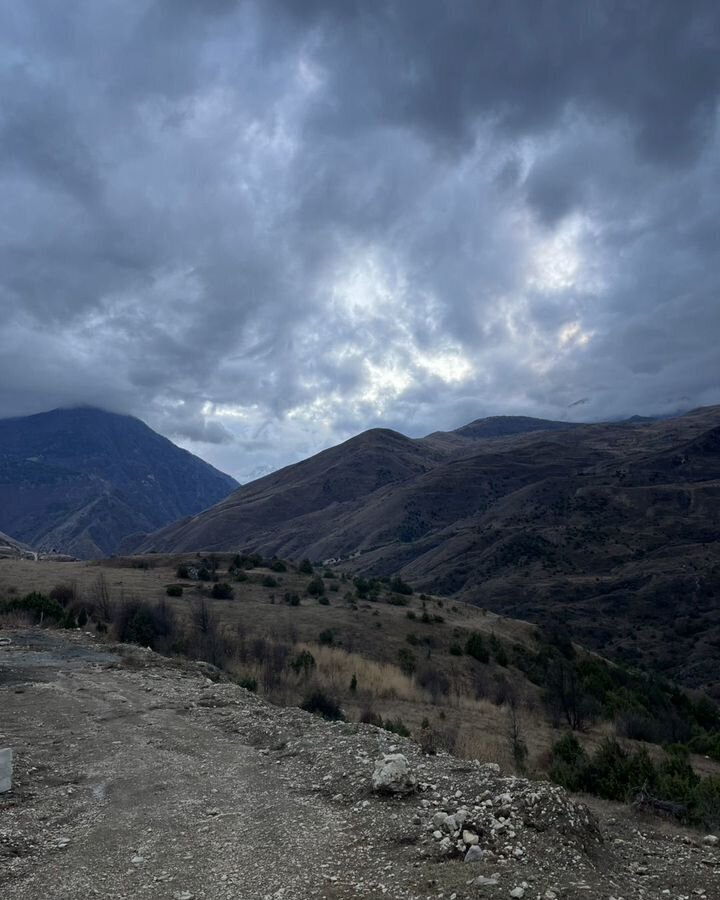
[295,642,430,702]
[0,554,574,773]
[7,552,717,780]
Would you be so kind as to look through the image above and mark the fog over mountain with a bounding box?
[1,2,718,480]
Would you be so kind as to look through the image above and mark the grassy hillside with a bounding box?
[133,406,720,694]
[3,552,720,803]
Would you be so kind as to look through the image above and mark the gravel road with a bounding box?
[1,628,718,899]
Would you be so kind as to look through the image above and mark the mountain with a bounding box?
[134,407,720,692]
[0,530,35,560]
[0,407,238,559]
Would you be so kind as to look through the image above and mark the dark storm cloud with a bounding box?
[0,0,718,480]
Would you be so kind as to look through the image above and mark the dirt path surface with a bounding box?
[1,628,718,900]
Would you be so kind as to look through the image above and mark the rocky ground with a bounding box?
[0,628,718,899]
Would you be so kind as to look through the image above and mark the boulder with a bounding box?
[0,748,12,793]
[371,753,416,795]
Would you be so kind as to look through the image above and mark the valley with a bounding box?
[129,407,720,695]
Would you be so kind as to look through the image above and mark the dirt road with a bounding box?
[1,628,718,899]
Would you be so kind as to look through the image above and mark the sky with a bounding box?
[0,1,718,481]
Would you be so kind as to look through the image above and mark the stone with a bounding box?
[0,748,12,793]
[475,876,499,886]
[703,835,718,846]
[464,845,484,863]
[510,889,525,899]
[463,829,479,845]
[371,754,416,795]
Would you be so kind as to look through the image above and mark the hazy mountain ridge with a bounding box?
[0,407,238,558]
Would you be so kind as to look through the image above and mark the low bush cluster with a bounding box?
[549,734,720,829]
[1,591,75,628]
[300,689,344,720]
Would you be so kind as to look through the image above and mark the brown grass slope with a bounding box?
[135,407,720,692]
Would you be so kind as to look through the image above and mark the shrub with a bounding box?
[284,591,301,606]
[406,610,417,620]
[465,632,490,663]
[359,707,383,727]
[49,584,76,607]
[449,642,463,656]
[114,598,175,649]
[353,576,381,600]
[270,558,287,572]
[2,592,72,627]
[350,673,358,692]
[318,629,335,646]
[549,735,692,807]
[384,717,411,737]
[239,676,258,692]
[211,582,234,599]
[490,633,509,667]
[301,690,344,721]
[417,666,450,702]
[398,647,417,676]
[306,576,325,597]
[318,595,330,606]
[262,575,278,588]
[298,558,314,575]
[166,585,183,597]
[548,732,588,793]
[389,576,413,596]
[695,776,720,830]
[176,564,190,579]
[290,649,316,676]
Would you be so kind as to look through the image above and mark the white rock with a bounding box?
[463,829,479,845]
[703,834,719,846]
[0,748,12,794]
[371,754,416,795]
[464,845,484,863]
[510,889,525,899]
[439,836,453,854]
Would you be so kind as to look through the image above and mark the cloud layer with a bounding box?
[1,1,718,479]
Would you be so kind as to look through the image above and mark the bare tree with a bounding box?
[506,694,528,774]
[93,574,114,622]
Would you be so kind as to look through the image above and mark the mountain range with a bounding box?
[3,403,719,692]
[0,407,238,559]
[131,406,720,693]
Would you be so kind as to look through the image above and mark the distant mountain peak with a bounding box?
[451,414,581,440]
[0,407,238,559]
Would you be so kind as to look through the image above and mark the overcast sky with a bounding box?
[1,2,718,481]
